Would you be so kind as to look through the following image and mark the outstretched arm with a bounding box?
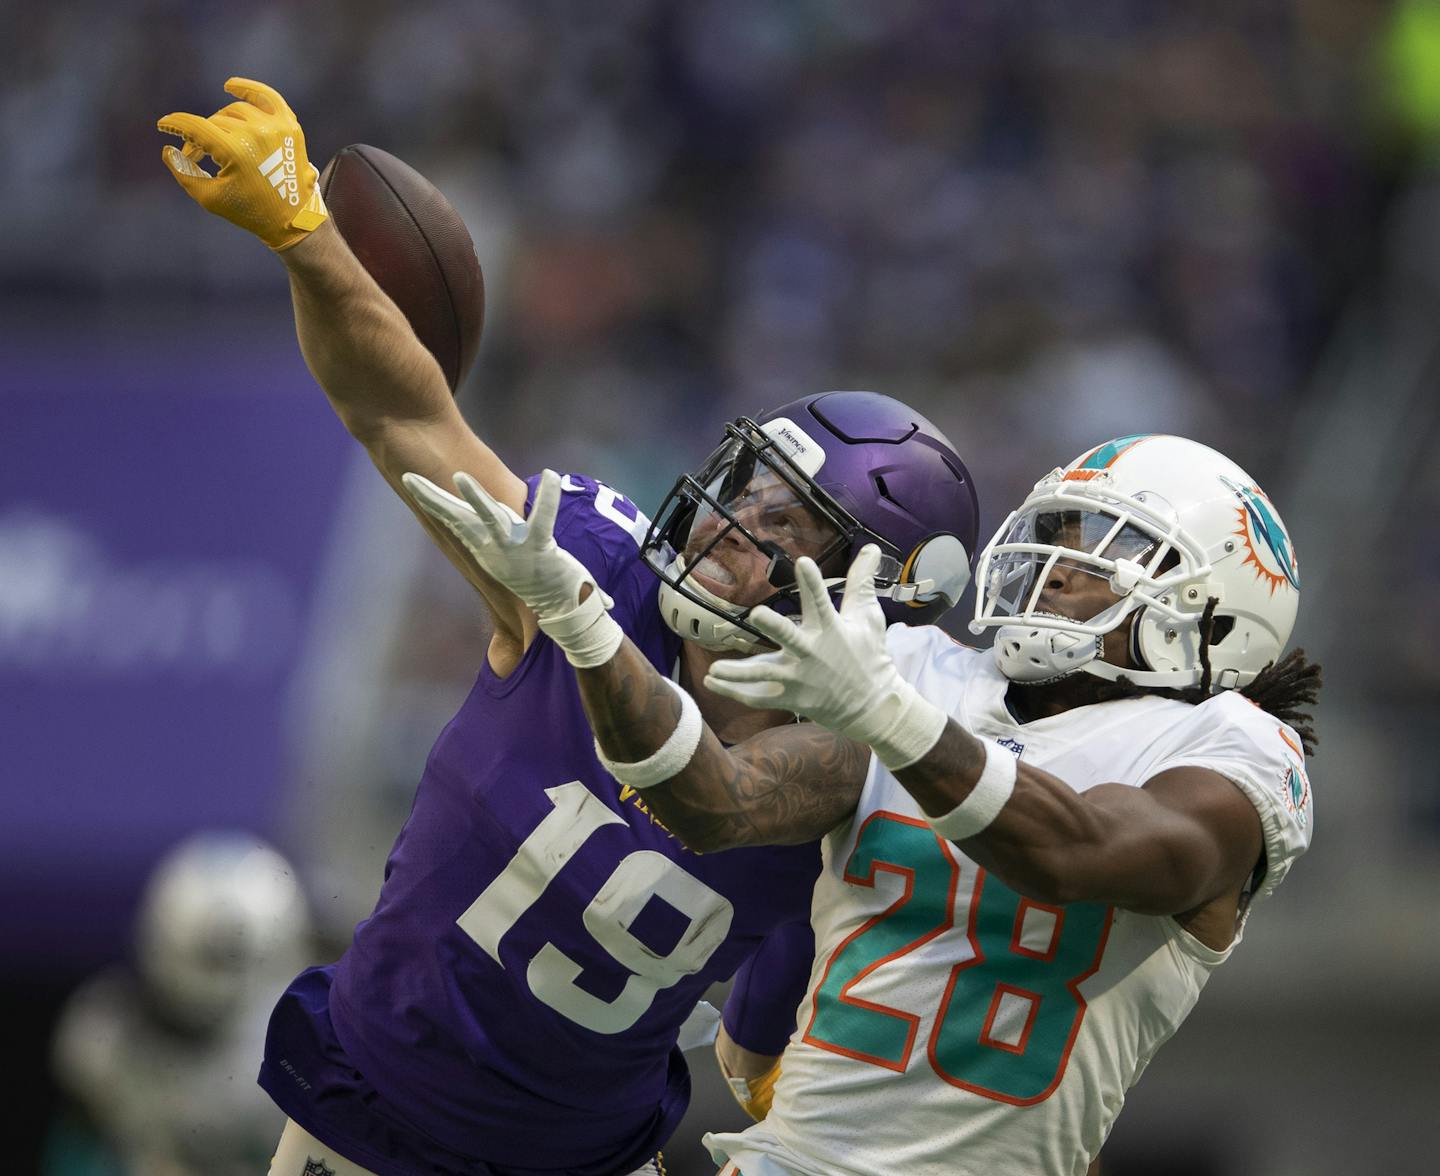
[158,78,529,649]
[576,638,868,852]
[276,221,507,486]
[705,549,1263,918]
[277,224,531,643]
[890,727,1261,915]
[404,470,868,850]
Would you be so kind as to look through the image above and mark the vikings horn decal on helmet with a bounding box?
[969,434,1300,691]
[642,391,981,651]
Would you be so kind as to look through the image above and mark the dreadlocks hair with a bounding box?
[1094,596,1323,755]
[1239,649,1323,754]
[1195,595,1219,695]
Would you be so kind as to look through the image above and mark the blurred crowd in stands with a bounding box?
[1,0,1403,508]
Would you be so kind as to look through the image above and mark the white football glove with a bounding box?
[703,545,948,770]
[402,468,624,668]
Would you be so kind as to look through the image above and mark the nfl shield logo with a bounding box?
[997,737,1025,759]
[304,1160,336,1176]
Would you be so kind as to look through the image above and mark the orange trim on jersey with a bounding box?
[801,810,961,1073]
[1010,898,1065,963]
[979,983,1042,1055]
[927,869,1116,1107]
[1277,727,1303,757]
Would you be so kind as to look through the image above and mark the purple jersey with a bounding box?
[721,919,816,1057]
[259,474,821,1176]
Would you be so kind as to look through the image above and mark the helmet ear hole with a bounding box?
[1131,609,1203,678]
[1208,615,1235,645]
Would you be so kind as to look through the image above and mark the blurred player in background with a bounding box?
[157,79,981,1176]
[48,833,310,1176]
[428,431,1320,1174]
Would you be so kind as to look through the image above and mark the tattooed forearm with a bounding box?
[577,639,684,765]
[575,640,868,851]
[697,723,869,848]
[632,721,867,852]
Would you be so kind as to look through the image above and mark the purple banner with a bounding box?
[0,314,353,972]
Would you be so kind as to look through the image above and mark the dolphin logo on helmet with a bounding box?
[1220,475,1300,593]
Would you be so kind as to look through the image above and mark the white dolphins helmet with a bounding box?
[970,435,1300,691]
[134,832,310,1029]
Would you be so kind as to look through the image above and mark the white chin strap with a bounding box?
[993,622,1103,683]
[656,555,766,652]
[993,606,1204,689]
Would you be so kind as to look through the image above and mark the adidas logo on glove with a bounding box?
[159,78,329,249]
[259,137,301,205]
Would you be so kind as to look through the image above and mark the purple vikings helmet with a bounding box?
[642,391,981,651]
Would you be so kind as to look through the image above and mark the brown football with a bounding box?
[319,144,484,394]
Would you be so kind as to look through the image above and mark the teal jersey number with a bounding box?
[932,871,1111,1103]
[805,811,1112,1103]
[804,813,959,1070]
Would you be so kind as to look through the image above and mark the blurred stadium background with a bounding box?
[3,1,1438,1173]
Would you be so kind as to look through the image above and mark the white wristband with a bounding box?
[536,588,624,668]
[594,677,704,789]
[926,740,1016,841]
[859,680,949,772]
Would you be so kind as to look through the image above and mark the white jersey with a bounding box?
[708,627,1313,1176]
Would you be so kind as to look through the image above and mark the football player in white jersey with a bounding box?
[422,433,1319,1176]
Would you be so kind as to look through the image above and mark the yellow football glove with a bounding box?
[157,77,328,251]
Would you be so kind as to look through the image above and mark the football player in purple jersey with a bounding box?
[158,80,981,1176]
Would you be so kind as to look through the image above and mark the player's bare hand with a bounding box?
[157,78,327,250]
